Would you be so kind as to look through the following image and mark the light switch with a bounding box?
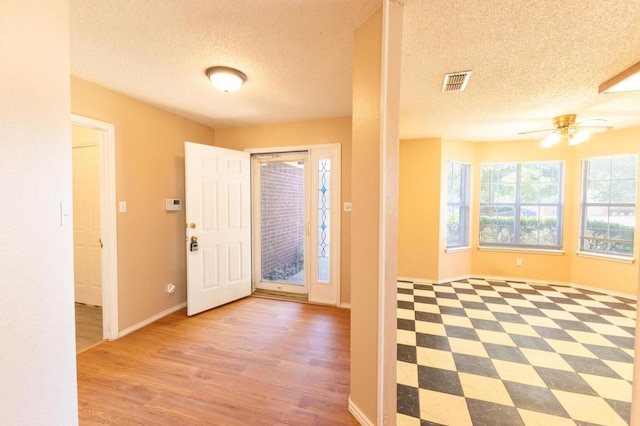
[60,201,71,226]
[119,201,127,213]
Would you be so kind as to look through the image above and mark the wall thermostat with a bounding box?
[165,198,182,211]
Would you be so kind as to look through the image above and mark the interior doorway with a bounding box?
[252,152,310,296]
[71,114,119,344]
[72,125,103,351]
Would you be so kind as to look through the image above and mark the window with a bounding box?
[580,154,637,257]
[446,162,470,248]
[480,161,563,248]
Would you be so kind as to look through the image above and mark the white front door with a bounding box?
[185,142,251,316]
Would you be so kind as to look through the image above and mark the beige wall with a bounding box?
[71,77,217,330]
[216,117,353,304]
[399,127,640,295]
[1,1,78,422]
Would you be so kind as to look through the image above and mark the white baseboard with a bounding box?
[474,274,568,286]
[398,276,435,284]
[569,282,637,300]
[117,302,187,339]
[398,274,636,299]
[348,396,374,426]
[339,302,351,309]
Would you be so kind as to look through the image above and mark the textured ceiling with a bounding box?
[70,0,640,142]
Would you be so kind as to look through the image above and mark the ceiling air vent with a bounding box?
[442,70,472,92]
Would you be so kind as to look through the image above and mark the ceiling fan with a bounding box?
[518,114,612,148]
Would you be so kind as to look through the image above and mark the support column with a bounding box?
[350,1,404,424]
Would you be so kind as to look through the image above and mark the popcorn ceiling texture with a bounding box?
[70,0,379,128]
[70,0,640,141]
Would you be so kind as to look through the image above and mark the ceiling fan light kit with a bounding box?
[520,114,612,148]
[206,66,247,93]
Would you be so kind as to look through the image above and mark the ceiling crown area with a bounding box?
[70,0,380,128]
[70,1,640,141]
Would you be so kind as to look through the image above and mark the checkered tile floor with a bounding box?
[397,278,636,426]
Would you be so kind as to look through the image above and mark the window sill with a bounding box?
[445,246,471,254]
[576,251,635,264]
[478,246,565,256]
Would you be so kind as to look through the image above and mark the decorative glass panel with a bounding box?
[317,159,330,281]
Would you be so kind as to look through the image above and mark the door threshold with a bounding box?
[252,289,309,303]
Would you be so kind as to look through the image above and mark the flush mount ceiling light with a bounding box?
[205,66,247,93]
[599,60,640,94]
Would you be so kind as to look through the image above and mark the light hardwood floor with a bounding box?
[75,303,102,353]
[76,297,358,425]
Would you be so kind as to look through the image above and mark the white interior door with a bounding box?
[185,142,251,316]
[72,143,102,306]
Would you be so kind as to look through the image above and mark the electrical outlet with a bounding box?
[516,258,522,266]
[166,283,176,295]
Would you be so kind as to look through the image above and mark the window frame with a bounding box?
[479,161,564,250]
[579,154,637,258]
[446,161,471,249]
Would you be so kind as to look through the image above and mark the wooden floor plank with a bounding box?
[75,303,102,353]
[77,297,358,425]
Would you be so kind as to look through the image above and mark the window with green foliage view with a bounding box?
[480,161,564,248]
[446,162,470,248]
[580,154,637,257]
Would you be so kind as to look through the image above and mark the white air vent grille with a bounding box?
[442,71,472,92]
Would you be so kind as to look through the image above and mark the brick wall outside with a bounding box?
[261,161,304,280]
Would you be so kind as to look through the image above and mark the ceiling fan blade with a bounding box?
[576,124,613,130]
[576,118,608,126]
[517,127,557,135]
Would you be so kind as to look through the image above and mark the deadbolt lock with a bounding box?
[189,236,198,252]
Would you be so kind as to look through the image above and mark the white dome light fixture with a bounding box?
[206,66,247,93]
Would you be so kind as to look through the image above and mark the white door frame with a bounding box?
[246,144,341,306]
[71,114,119,340]
[251,152,311,295]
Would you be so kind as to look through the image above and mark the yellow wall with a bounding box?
[471,139,575,282]
[350,7,383,422]
[215,117,353,304]
[398,127,640,295]
[569,127,640,294]
[72,125,100,148]
[71,77,217,330]
[398,138,442,280]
